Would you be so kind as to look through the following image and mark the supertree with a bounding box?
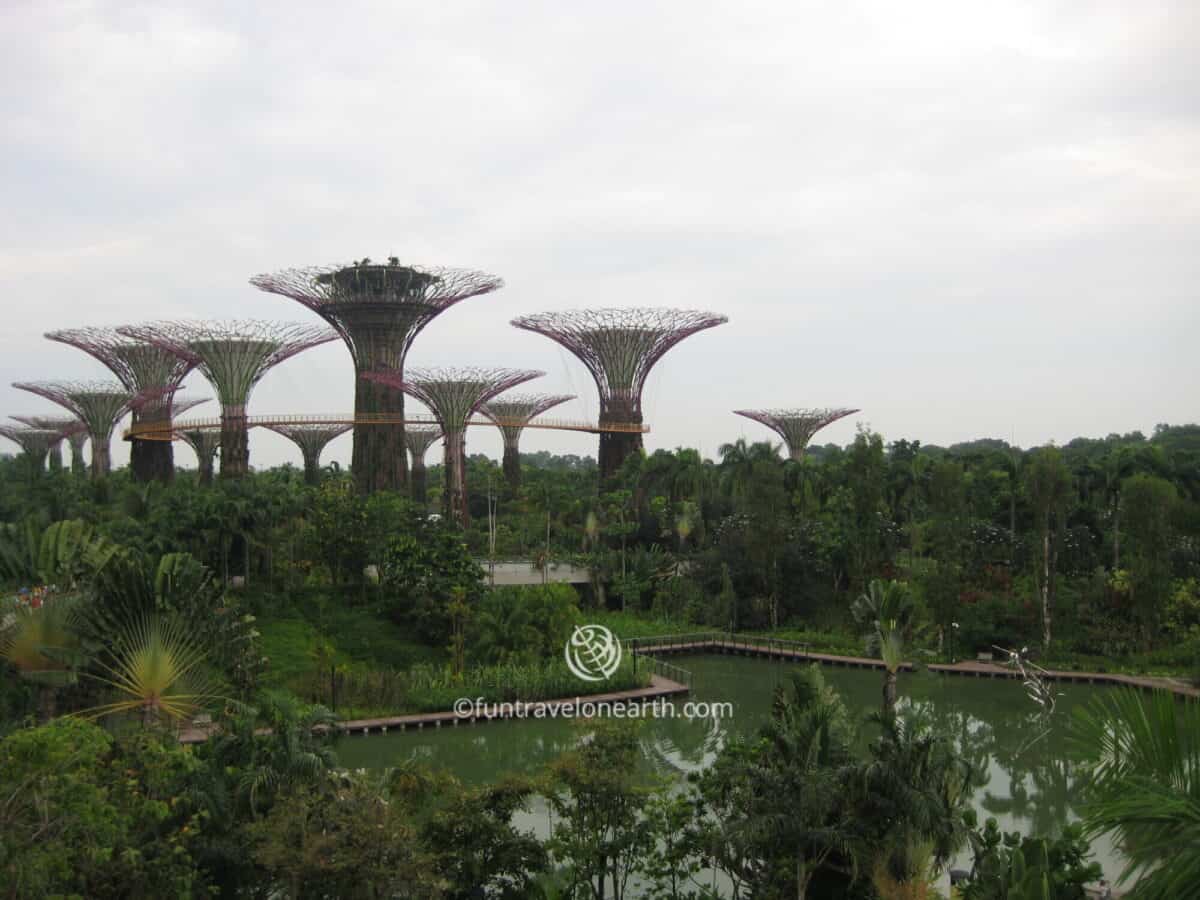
[45,327,198,483]
[404,426,442,505]
[250,258,504,495]
[9,414,86,472]
[732,408,860,461]
[511,308,728,479]
[118,320,336,479]
[179,428,221,486]
[479,393,574,489]
[363,367,543,526]
[0,426,61,476]
[263,423,352,486]
[12,381,140,479]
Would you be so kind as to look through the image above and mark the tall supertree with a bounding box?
[179,428,221,486]
[12,381,140,479]
[118,321,336,479]
[404,426,442,505]
[44,327,198,484]
[263,423,352,486]
[511,308,728,479]
[732,408,860,461]
[0,426,61,475]
[9,414,86,472]
[479,393,574,489]
[250,258,504,495]
[363,367,543,526]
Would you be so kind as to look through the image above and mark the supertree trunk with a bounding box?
[502,440,521,490]
[599,400,644,481]
[353,376,409,494]
[220,406,249,479]
[443,430,469,527]
[198,453,215,486]
[302,448,321,486]
[68,434,87,473]
[90,434,112,479]
[130,409,176,484]
[48,441,63,472]
[411,458,428,505]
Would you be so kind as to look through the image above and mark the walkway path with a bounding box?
[178,673,689,744]
[633,637,1200,698]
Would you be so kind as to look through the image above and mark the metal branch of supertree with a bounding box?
[510,308,727,410]
[480,393,574,489]
[404,426,442,506]
[10,414,86,437]
[263,422,352,486]
[46,326,207,484]
[13,415,90,472]
[363,366,543,525]
[117,320,336,479]
[117,320,336,407]
[250,258,504,496]
[510,307,727,479]
[169,396,211,419]
[12,380,140,478]
[732,408,860,461]
[0,426,62,474]
[178,428,221,487]
[45,326,196,405]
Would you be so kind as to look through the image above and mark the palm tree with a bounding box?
[855,713,973,894]
[718,438,781,505]
[852,578,921,716]
[0,593,85,720]
[749,667,859,899]
[206,690,339,817]
[1071,688,1200,898]
[77,615,221,727]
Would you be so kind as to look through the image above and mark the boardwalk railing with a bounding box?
[635,654,694,689]
[627,632,812,660]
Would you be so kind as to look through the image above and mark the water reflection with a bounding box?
[334,654,1118,880]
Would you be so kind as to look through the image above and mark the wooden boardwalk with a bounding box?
[178,673,689,745]
[631,637,1200,699]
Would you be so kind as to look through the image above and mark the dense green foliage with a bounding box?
[2,424,1196,896]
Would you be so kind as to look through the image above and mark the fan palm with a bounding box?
[852,579,922,716]
[1071,688,1200,899]
[78,615,221,727]
[0,593,85,720]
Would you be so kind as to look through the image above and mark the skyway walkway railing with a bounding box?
[125,412,650,440]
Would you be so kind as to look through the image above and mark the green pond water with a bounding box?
[336,654,1124,886]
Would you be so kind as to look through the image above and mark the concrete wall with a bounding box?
[478,560,592,586]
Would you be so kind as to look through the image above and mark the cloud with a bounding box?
[0,0,1196,470]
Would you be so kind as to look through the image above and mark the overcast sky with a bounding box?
[2,1,1196,471]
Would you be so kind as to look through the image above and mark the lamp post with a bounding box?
[951,622,960,664]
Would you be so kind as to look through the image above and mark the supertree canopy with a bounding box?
[118,320,336,479]
[45,327,198,484]
[12,381,139,479]
[10,414,86,472]
[511,308,727,479]
[363,366,543,526]
[404,426,442,506]
[0,426,62,474]
[263,423,352,486]
[732,408,860,461]
[179,428,221,486]
[479,393,574,489]
[250,258,504,495]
